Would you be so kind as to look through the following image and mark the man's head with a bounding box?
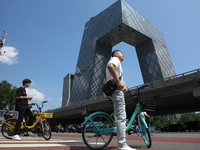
[111,50,124,62]
[22,79,31,87]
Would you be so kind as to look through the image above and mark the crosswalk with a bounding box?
[0,136,83,149]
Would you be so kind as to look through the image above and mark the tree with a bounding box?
[177,112,200,124]
[151,113,200,130]
[0,80,17,110]
[194,113,200,121]
[151,115,169,130]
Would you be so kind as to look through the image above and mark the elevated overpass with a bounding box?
[48,69,200,124]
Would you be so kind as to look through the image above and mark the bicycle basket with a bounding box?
[142,102,156,111]
[42,113,53,118]
[4,113,13,119]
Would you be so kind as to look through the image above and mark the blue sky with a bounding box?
[0,0,200,111]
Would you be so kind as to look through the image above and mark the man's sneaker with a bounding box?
[12,135,22,141]
[118,144,136,150]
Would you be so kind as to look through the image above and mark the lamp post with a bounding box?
[0,31,7,55]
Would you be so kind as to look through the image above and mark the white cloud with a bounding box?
[26,88,45,101]
[0,46,18,65]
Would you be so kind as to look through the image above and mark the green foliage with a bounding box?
[0,80,17,110]
[151,116,169,129]
[151,113,200,130]
[177,112,200,125]
[194,113,200,121]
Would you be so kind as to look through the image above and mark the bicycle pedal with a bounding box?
[113,133,117,136]
[24,134,29,136]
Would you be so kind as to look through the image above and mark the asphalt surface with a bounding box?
[0,132,200,150]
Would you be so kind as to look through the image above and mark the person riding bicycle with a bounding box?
[12,79,34,141]
[140,111,151,126]
[140,111,151,119]
[105,50,136,150]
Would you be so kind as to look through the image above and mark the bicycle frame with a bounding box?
[83,102,148,135]
[2,112,47,130]
[2,118,16,130]
[21,112,46,129]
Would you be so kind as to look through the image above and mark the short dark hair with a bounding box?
[22,79,31,85]
[111,50,122,57]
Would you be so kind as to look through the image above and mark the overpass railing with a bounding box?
[129,68,200,91]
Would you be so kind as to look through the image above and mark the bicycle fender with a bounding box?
[83,112,113,125]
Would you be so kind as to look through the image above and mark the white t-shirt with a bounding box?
[140,112,147,119]
[105,57,124,86]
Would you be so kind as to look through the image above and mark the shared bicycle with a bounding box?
[82,85,156,149]
[128,122,156,137]
[1,101,53,140]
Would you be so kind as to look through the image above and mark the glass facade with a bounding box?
[62,73,74,107]
[66,0,175,104]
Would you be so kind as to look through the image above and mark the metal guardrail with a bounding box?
[129,68,200,91]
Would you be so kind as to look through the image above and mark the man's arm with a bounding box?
[145,114,151,118]
[122,81,128,93]
[16,96,32,100]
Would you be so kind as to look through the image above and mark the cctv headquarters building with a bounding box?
[62,0,175,108]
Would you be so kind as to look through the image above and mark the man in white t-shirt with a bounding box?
[140,112,151,119]
[106,50,136,150]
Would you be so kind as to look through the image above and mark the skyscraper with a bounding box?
[63,0,175,106]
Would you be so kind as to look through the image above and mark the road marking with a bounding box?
[0,139,83,148]
[0,140,81,143]
[0,144,65,147]
[89,142,105,145]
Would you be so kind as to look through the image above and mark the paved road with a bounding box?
[0,132,199,150]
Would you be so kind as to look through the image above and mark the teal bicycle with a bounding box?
[82,85,156,149]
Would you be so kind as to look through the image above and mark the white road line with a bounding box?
[0,144,65,147]
[88,142,105,145]
[0,140,81,143]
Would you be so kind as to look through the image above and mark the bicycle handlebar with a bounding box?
[128,83,152,102]
[30,101,48,112]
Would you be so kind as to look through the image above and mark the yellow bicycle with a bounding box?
[1,101,53,140]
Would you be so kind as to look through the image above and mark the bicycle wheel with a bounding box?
[149,125,156,136]
[1,118,17,139]
[138,117,151,148]
[82,114,114,149]
[40,120,51,140]
[135,126,142,136]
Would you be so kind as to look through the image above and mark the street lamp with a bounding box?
[0,31,7,55]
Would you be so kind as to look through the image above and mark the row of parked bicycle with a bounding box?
[54,122,157,136]
[54,121,200,134]
[54,124,89,133]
